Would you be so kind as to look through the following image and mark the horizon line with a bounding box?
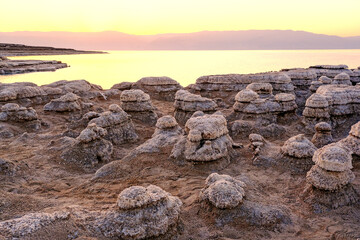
[1,29,359,38]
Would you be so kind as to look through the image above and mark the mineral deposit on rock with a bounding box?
[200,173,246,209]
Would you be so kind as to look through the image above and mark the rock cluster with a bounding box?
[189,72,294,103]
[200,173,246,209]
[309,76,332,92]
[311,122,333,148]
[0,103,41,134]
[233,84,297,124]
[0,59,67,75]
[304,85,360,128]
[43,92,91,112]
[88,104,138,145]
[332,72,352,85]
[281,69,317,109]
[305,143,358,208]
[174,90,217,125]
[95,185,182,239]
[308,64,359,84]
[339,121,360,157]
[171,112,236,167]
[280,134,317,173]
[120,89,158,125]
[61,123,113,168]
[131,77,183,101]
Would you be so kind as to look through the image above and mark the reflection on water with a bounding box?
[1,50,360,89]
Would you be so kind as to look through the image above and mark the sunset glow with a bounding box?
[1,0,360,37]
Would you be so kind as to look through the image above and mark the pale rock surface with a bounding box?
[311,122,333,148]
[174,90,217,125]
[120,89,158,125]
[200,173,246,209]
[89,104,138,145]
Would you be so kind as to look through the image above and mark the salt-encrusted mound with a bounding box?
[312,143,352,172]
[278,134,317,173]
[120,89,158,125]
[89,104,138,145]
[200,173,246,209]
[0,103,41,134]
[189,72,294,103]
[319,76,333,84]
[339,121,360,156]
[234,89,259,102]
[311,122,333,148]
[61,123,113,168]
[246,82,273,98]
[306,165,355,191]
[281,134,317,158]
[304,143,358,209]
[171,113,236,167]
[332,72,352,85]
[131,76,182,101]
[0,211,70,239]
[42,79,103,98]
[303,84,360,129]
[98,185,182,239]
[43,92,86,112]
[0,103,38,122]
[233,85,297,124]
[174,90,217,125]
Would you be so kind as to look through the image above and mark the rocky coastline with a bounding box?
[0,43,106,75]
[0,64,360,239]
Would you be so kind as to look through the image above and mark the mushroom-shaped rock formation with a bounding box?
[174,90,217,125]
[61,123,113,168]
[43,92,89,112]
[233,86,297,124]
[131,76,183,101]
[246,82,273,98]
[200,173,246,209]
[302,93,330,130]
[304,143,358,209]
[189,72,294,104]
[120,89,158,125]
[88,104,138,145]
[96,185,182,240]
[311,122,333,148]
[0,103,41,133]
[280,69,317,109]
[171,113,236,168]
[332,72,352,85]
[279,134,317,173]
[339,121,360,157]
[319,76,333,84]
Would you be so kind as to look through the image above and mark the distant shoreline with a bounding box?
[0,43,107,57]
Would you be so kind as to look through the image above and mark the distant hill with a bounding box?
[1,30,359,50]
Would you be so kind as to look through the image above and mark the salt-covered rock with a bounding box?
[97,185,182,239]
[0,103,38,122]
[43,92,85,112]
[332,72,352,85]
[246,83,273,98]
[189,72,294,104]
[339,121,360,156]
[61,123,113,168]
[171,113,236,167]
[131,76,183,101]
[89,104,138,145]
[120,89,158,125]
[174,90,217,125]
[304,143,358,209]
[200,173,246,209]
[319,76,332,84]
[281,134,317,158]
[311,122,333,148]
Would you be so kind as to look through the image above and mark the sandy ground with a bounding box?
[0,97,359,240]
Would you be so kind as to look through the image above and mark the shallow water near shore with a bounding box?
[1,50,360,89]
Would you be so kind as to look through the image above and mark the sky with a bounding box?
[1,0,360,37]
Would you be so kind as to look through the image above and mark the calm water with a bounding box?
[1,50,360,89]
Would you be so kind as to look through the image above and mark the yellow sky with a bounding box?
[1,0,360,37]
